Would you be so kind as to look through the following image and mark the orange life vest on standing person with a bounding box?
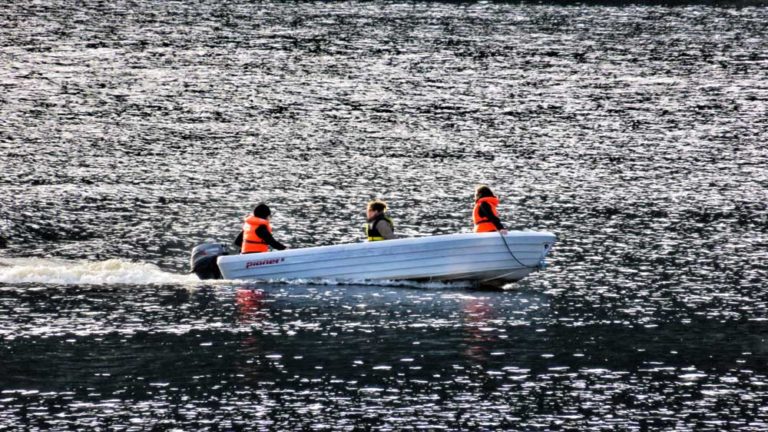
[473,197,500,233]
[241,216,271,254]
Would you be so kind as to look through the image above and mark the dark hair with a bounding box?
[475,185,495,200]
[253,203,271,218]
[367,200,387,213]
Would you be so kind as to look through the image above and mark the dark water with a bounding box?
[2,1,768,430]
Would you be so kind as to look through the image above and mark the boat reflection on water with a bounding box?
[235,287,267,323]
[232,287,271,384]
[457,290,551,364]
[460,295,499,362]
[222,283,553,386]
[235,287,267,348]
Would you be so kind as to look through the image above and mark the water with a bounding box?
[2,1,768,429]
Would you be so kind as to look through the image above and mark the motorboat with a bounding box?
[190,231,555,288]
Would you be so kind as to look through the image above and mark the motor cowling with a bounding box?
[190,243,230,280]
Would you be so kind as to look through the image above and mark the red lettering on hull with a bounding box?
[245,257,285,269]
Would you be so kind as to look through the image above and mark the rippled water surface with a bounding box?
[2,1,768,430]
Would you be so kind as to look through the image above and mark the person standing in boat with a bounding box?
[234,203,288,254]
[473,185,508,235]
[365,199,395,241]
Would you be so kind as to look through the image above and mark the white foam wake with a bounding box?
[0,257,199,285]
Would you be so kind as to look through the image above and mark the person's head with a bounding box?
[366,200,387,219]
[474,185,495,201]
[253,203,271,219]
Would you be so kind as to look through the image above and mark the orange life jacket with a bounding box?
[241,216,271,254]
[473,197,500,233]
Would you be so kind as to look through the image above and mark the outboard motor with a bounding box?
[190,243,231,280]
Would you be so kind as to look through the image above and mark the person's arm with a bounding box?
[479,202,506,231]
[233,231,244,248]
[375,219,395,240]
[256,225,287,250]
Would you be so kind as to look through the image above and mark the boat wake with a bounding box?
[0,257,495,290]
[0,257,199,286]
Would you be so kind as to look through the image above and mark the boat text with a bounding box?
[245,257,285,269]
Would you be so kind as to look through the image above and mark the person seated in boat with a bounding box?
[365,199,395,241]
[234,203,287,254]
[473,185,508,235]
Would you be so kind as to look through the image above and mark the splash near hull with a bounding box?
[215,232,555,288]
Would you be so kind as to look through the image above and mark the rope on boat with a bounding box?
[499,231,539,270]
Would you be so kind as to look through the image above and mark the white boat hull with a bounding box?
[217,232,555,287]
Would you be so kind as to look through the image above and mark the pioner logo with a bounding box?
[245,257,285,269]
